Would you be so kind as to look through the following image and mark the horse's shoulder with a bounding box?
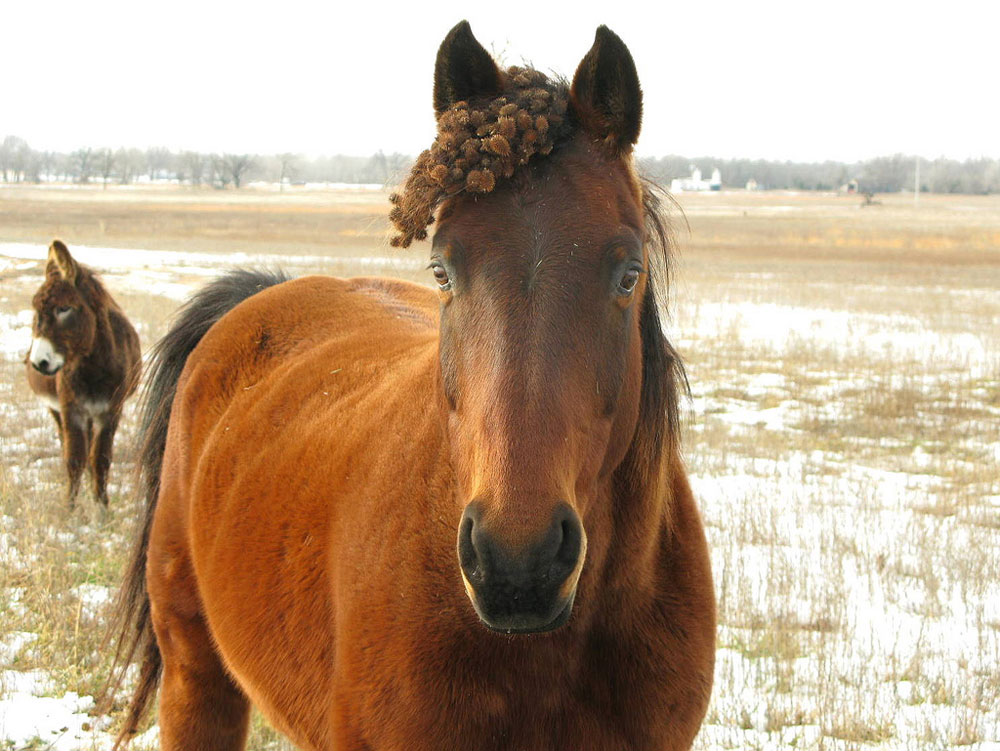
[229,273,435,325]
[205,274,438,352]
[181,274,437,409]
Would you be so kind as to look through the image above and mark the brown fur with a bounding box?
[110,23,715,750]
[26,240,141,506]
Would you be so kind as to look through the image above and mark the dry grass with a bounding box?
[1,184,999,749]
[0,185,391,260]
[669,192,999,750]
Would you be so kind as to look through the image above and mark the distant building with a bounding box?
[671,166,722,192]
[838,179,859,194]
[745,178,759,191]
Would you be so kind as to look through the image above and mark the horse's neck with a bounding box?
[594,449,676,608]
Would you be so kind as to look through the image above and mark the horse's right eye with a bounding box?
[431,263,451,290]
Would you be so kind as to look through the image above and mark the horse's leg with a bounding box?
[88,414,117,506]
[150,548,251,750]
[48,408,62,434]
[60,410,87,508]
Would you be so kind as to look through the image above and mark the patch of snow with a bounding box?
[0,310,33,359]
[0,632,37,665]
[71,583,112,612]
[0,241,425,304]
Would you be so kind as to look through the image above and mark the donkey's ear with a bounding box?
[569,26,642,153]
[47,239,77,284]
[433,21,503,116]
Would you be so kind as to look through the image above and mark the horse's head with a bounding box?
[393,23,675,634]
[29,240,97,376]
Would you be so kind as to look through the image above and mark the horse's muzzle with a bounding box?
[457,500,586,634]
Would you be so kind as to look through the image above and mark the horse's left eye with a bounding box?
[618,269,640,295]
[55,306,73,319]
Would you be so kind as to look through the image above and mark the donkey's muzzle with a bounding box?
[458,500,585,634]
[29,337,64,376]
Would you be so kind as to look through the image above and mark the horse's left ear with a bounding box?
[47,239,78,284]
[433,21,504,116]
[570,26,642,153]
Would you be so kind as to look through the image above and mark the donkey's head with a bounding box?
[29,241,98,376]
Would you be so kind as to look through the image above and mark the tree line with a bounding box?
[2,135,998,194]
[0,136,413,189]
[638,154,1000,194]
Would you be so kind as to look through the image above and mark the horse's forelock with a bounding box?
[389,66,573,248]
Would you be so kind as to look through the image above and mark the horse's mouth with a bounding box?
[478,592,576,635]
[462,568,579,635]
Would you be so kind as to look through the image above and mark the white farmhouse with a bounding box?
[670,166,722,192]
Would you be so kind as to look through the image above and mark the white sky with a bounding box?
[3,0,997,162]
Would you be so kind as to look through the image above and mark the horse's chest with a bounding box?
[356,655,649,751]
[377,697,633,751]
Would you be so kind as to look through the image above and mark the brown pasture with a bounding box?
[0,176,998,749]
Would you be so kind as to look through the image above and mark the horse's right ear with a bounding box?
[47,239,78,284]
[433,21,503,116]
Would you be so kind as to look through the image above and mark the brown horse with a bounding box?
[26,240,141,507]
[110,22,715,750]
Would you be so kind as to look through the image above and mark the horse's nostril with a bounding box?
[458,504,484,582]
[458,516,475,567]
[556,517,580,566]
[460,502,583,585]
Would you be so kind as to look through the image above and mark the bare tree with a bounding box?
[385,152,413,185]
[222,153,255,188]
[146,146,172,182]
[277,152,298,191]
[115,148,143,184]
[366,150,390,184]
[1,136,30,182]
[181,151,205,186]
[209,154,230,189]
[36,150,56,183]
[54,152,73,182]
[70,148,94,184]
[861,154,910,194]
[97,148,116,189]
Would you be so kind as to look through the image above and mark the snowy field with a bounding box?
[1,194,999,750]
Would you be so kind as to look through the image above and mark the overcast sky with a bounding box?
[4,0,997,162]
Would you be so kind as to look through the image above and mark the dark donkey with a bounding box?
[27,240,141,506]
[109,22,715,751]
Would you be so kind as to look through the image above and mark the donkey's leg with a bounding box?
[48,408,62,434]
[61,410,88,508]
[150,552,251,750]
[89,414,118,506]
